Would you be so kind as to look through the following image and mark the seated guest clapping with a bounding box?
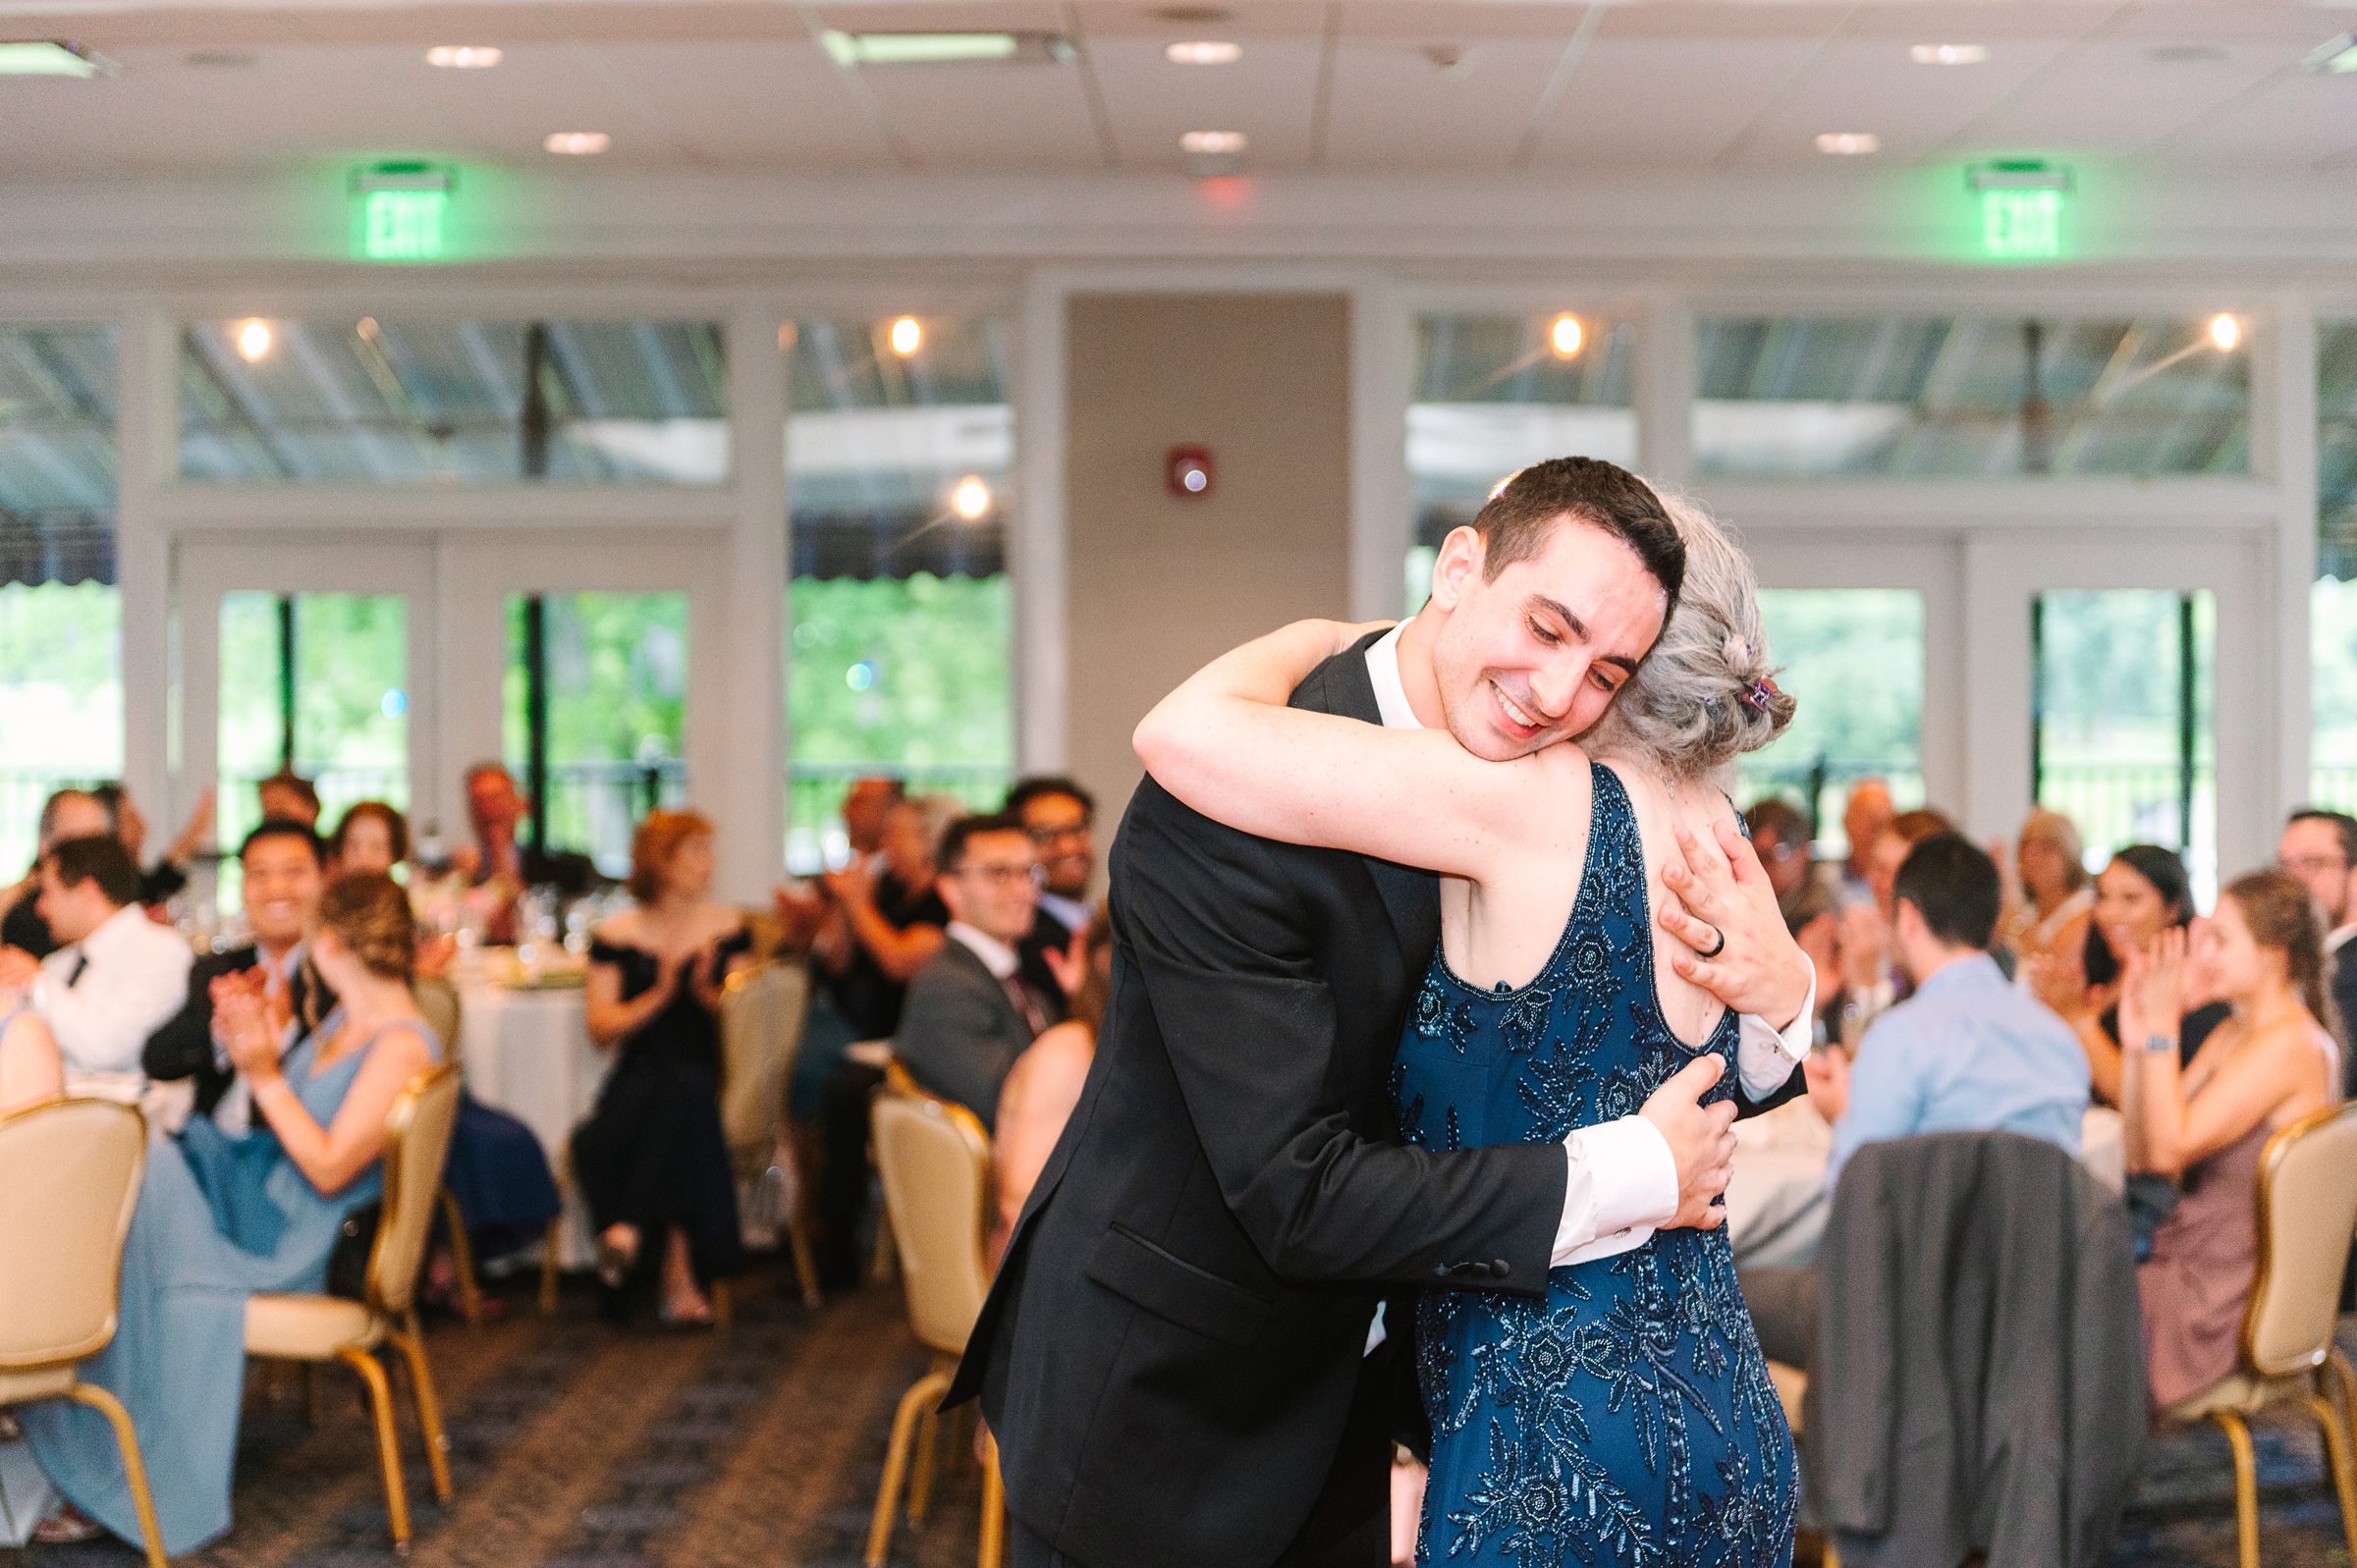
[0,789,112,958]
[894,813,1066,1132]
[2125,871,2340,1414]
[991,913,1109,1266]
[0,835,191,1100]
[1743,836,2089,1368]
[0,1005,61,1111]
[21,873,439,1554]
[144,821,328,1120]
[575,810,749,1325]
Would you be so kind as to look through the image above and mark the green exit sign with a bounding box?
[353,164,453,262]
[1981,188,2062,260]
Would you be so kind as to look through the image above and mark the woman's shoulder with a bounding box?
[699,905,751,947]
[590,909,648,952]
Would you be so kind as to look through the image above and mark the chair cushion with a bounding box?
[2159,1368,2312,1425]
[0,1364,76,1404]
[245,1293,383,1360]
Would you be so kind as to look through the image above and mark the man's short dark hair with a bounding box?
[1893,834,2001,952]
[243,818,325,868]
[938,812,1031,877]
[258,770,320,815]
[1743,797,1811,853]
[45,833,143,908]
[1468,457,1685,617]
[1006,776,1096,824]
[2288,807,2357,867]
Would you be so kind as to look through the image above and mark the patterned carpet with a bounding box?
[9,1271,2355,1568]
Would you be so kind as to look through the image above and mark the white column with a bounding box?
[1633,297,1696,488]
[720,302,788,899]
[1347,279,1411,621]
[1959,531,2034,850]
[114,307,175,829]
[1013,269,1069,772]
[2256,299,2318,820]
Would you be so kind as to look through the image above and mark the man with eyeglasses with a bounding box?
[1007,776,1098,1005]
[895,813,1067,1131]
[2279,807,2357,1082]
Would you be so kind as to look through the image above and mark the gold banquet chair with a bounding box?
[721,959,822,1309]
[864,1076,1005,1568]
[2156,1102,2357,1568]
[0,1097,167,1568]
[409,975,483,1326]
[244,1062,464,1553]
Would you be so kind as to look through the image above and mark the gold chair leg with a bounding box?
[2209,1409,2261,1568]
[907,1403,942,1524]
[788,1210,824,1309]
[979,1432,1007,1568]
[2330,1348,2357,1439]
[870,1209,897,1284]
[390,1314,455,1504]
[66,1383,167,1568]
[865,1371,953,1568]
[439,1188,483,1326]
[539,1217,563,1316]
[711,1277,734,1329]
[341,1346,412,1550]
[2308,1392,2357,1565]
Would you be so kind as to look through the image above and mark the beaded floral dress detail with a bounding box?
[1394,763,1796,1567]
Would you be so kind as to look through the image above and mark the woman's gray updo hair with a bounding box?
[1588,491,1794,780]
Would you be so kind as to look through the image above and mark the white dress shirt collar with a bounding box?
[50,902,151,975]
[1364,620,1422,731]
[2329,923,2357,956]
[946,921,1021,982]
[1037,891,1092,937]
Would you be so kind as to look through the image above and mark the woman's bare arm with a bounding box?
[250,1025,435,1197]
[1133,620,1562,880]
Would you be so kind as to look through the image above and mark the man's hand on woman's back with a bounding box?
[1640,1054,1738,1230]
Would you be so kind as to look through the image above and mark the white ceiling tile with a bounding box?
[1946,38,2294,163]
[853,59,1109,170]
[1726,33,2082,170]
[1321,36,1565,171]
[1083,36,1322,170]
[1524,37,1828,170]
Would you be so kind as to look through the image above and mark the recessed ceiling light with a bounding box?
[2303,33,2357,74]
[1166,40,1240,65]
[889,316,922,356]
[1909,43,1988,66]
[2209,313,2241,351]
[425,45,501,70]
[1181,131,1248,155]
[543,132,610,155]
[236,320,274,362]
[0,41,113,78]
[1816,132,1880,155]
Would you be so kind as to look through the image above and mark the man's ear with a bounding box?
[1425,525,1485,613]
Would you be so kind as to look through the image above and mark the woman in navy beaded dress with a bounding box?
[1136,494,1800,1566]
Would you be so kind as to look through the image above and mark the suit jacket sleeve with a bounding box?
[1119,783,1565,1296]
[143,952,228,1084]
[894,957,1026,1129]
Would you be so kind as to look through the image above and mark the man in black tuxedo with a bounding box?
[144,820,330,1120]
[951,460,1817,1568]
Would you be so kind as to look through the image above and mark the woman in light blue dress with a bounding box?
[24,871,439,1555]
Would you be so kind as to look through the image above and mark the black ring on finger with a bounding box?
[1697,923,1727,959]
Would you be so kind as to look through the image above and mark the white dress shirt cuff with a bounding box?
[1553,1114,1678,1267]
[1734,970,1817,1100]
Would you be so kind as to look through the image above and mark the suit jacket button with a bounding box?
[1489,1260,1511,1279]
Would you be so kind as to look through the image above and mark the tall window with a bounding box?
[179,318,729,484]
[1695,315,2249,479]
[0,325,122,875]
[1734,590,1926,857]
[1406,311,1637,609]
[784,317,1014,871]
[2315,322,2357,810]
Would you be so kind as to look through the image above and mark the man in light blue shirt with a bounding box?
[1743,833,2090,1368]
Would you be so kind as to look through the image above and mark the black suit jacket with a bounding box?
[142,946,333,1116]
[2332,943,2357,1098]
[893,938,1062,1133]
[950,635,1570,1568]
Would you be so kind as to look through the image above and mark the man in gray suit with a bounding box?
[895,812,1065,1131]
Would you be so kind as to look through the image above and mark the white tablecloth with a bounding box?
[1727,1104,2128,1271]
[456,978,607,1268]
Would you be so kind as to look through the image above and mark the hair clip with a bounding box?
[1741,677,1780,714]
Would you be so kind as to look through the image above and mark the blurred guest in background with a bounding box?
[92,782,213,911]
[255,771,321,832]
[453,762,598,946]
[0,788,113,956]
[0,1003,61,1111]
[1836,779,1894,906]
[329,799,409,879]
[1830,807,1956,1045]
[2001,807,2095,970]
[991,912,1110,1266]
[576,809,748,1325]
[894,813,1065,1131]
[1006,777,1098,1006]
[2126,870,2339,1413]
[144,821,328,1121]
[1745,795,1835,933]
[2030,843,2223,1108]
[0,835,189,1099]
[2278,807,2357,1071]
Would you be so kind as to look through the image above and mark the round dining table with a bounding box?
[453,969,608,1269]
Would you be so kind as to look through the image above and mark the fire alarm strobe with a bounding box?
[1167,447,1213,498]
